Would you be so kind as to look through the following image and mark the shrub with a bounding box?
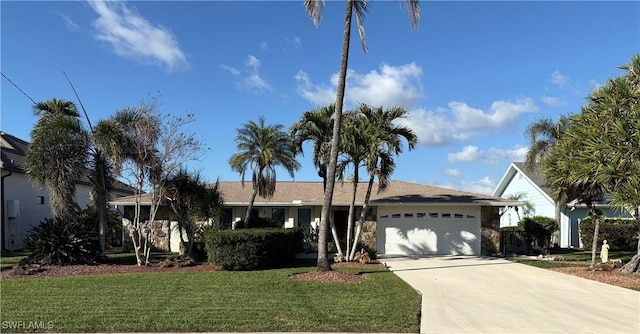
[579,217,639,251]
[203,227,303,270]
[520,216,558,253]
[23,217,101,265]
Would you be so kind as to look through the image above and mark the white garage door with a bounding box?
[378,208,481,256]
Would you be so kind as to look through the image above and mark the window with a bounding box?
[417,212,426,218]
[298,208,311,229]
[380,214,389,218]
[404,213,414,218]
[442,213,451,218]
[391,213,401,218]
[36,196,45,205]
[221,208,233,229]
[272,208,285,225]
[454,213,464,218]
[429,212,439,218]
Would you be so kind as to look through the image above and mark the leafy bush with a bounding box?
[24,217,101,265]
[203,227,303,270]
[579,217,639,251]
[520,216,558,253]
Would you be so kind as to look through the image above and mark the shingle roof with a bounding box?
[1,132,135,194]
[0,132,28,173]
[111,180,517,207]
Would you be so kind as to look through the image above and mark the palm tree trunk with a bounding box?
[620,207,640,274]
[317,0,353,272]
[330,215,345,258]
[244,187,258,228]
[590,210,600,269]
[349,175,374,261]
[346,170,359,260]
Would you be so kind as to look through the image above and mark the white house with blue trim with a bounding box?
[493,162,629,248]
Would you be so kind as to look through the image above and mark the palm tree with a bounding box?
[504,192,535,223]
[304,0,420,271]
[290,105,345,256]
[347,104,417,260]
[524,116,570,233]
[336,110,367,259]
[26,99,89,219]
[229,116,300,227]
[164,168,224,257]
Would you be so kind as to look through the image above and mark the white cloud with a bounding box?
[448,145,528,164]
[58,13,79,31]
[287,36,301,48]
[550,70,569,88]
[541,96,567,107]
[448,146,484,163]
[443,168,461,177]
[487,145,528,164]
[402,98,538,146]
[295,62,423,109]
[435,177,496,195]
[222,55,273,92]
[88,0,189,71]
[221,64,240,76]
[295,71,336,106]
[259,41,269,50]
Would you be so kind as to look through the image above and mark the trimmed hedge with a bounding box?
[579,217,639,251]
[203,228,303,271]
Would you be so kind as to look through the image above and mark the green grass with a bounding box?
[0,251,29,270]
[550,251,637,263]
[0,265,420,332]
[507,258,582,269]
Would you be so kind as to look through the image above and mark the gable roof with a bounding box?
[1,132,28,173]
[1,132,135,194]
[493,162,554,203]
[111,180,519,207]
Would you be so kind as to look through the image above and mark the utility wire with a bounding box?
[1,72,36,105]
[63,71,93,130]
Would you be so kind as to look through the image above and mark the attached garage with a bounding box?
[377,206,481,256]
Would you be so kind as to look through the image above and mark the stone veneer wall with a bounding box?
[122,218,172,252]
[481,206,501,255]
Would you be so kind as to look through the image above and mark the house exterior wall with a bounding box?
[2,171,132,250]
[498,172,556,227]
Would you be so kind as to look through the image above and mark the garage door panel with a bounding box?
[379,208,480,256]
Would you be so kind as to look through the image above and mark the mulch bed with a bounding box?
[551,265,640,289]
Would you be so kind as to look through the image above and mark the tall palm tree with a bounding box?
[229,116,300,227]
[348,104,417,260]
[524,116,570,232]
[304,0,420,271]
[336,110,367,259]
[290,105,345,256]
[26,99,89,219]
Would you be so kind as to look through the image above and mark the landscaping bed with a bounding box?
[509,251,640,291]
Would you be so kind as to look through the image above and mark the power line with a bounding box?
[1,72,36,105]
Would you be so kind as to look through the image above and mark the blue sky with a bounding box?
[2,1,639,195]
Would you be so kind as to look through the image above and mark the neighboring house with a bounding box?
[111,180,519,256]
[0,132,135,251]
[493,162,629,248]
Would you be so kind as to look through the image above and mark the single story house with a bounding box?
[111,180,520,256]
[1,132,135,250]
[493,162,630,248]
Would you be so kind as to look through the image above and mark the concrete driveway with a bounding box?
[385,256,640,334]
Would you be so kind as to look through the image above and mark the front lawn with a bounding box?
[508,258,580,269]
[0,251,29,270]
[0,265,420,332]
[551,250,637,263]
